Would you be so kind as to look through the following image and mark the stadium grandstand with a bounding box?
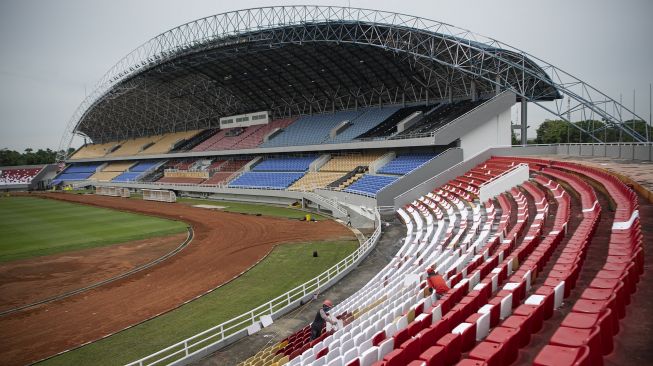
[37,5,652,366]
[1,164,57,191]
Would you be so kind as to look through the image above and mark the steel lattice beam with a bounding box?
[58,6,649,161]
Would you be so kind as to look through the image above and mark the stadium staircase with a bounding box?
[236,157,644,366]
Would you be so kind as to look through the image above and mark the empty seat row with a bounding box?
[344,175,398,197]
[52,162,105,184]
[251,158,517,366]
[253,156,318,172]
[239,156,645,366]
[378,154,438,175]
[0,166,43,185]
[228,172,306,190]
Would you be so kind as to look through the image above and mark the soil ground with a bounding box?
[0,232,186,313]
[0,193,353,366]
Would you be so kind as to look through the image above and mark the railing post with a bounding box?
[126,208,382,366]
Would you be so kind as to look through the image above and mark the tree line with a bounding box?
[0,148,74,167]
[534,119,652,144]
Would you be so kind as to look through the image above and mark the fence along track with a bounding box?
[126,211,382,366]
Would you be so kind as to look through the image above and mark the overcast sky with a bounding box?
[1,0,652,151]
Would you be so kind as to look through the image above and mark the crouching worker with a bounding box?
[311,299,337,340]
[426,267,450,300]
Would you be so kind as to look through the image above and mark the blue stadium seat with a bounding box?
[252,156,317,172]
[52,163,104,184]
[325,107,400,143]
[377,153,437,175]
[260,110,363,147]
[62,163,103,174]
[112,172,142,182]
[228,172,305,189]
[130,161,159,172]
[344,174,398,196]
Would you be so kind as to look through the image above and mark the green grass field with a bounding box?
[177,197,329,220]
[0,196,188,262]
[38,240,358,366]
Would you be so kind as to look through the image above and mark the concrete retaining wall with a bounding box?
[556,143,652,161]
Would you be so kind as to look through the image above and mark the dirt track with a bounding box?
[0,232,186,313]
[0,193,354,366]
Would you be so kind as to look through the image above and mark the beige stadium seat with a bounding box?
[288,172,345,191]
[71,141,123,159]
[108,136,158,156]
[88,161,135,181]
[320,152,384,172]
[140,130,202,154]
[338,172,365,190]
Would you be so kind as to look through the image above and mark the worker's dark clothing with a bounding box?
[310,306,331,340]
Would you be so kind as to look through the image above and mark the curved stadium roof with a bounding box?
[69,6,564,144]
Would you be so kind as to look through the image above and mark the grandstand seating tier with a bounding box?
[260,110,364,148]
[287,172,346,191]
[252,156,317,172]
[320,153,385,172]
[237,156,644,366]
[192,119,299,152]
[397,99,485,136]
[378,154,437,175]
[141,130,202,154]
[89,161,135,182]
[343,174,398,196]
[201,172,239,185]
[70,141,123,159]
[0,167,43,185]
[228,172,305,190]
[108,136,158,156]
[130,161,160,172]
[112,172,142,182]
[324,107,400,143]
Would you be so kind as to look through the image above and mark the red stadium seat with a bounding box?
[418,345,445,366]
[549,326,603,366]
[484,327,520,365]
[468,341,503,366]
[533,345,591,366]
[436,333,462,365]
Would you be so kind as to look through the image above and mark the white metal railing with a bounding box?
[516,142,653,147]
[126,210,382,366]
[303,192,349,217]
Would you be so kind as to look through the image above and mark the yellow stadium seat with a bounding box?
[407,309,415,323]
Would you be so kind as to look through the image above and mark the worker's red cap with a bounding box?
[323,299,333,308]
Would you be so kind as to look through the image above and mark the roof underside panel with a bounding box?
[77,22,559,142]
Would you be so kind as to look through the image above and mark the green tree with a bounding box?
[0,147,58,166]
[535,120,568,144]
[535,119,652,143]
